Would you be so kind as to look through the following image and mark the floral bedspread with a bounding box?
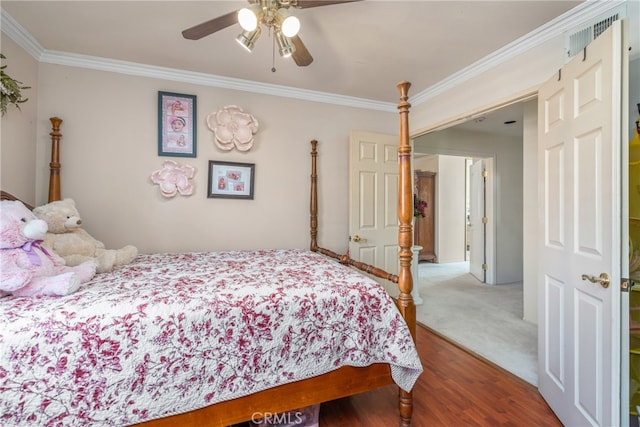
[0,249,422,426]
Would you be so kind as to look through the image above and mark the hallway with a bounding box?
[414,261,537,385]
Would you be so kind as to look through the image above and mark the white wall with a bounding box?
[435,155,466,263]
[414,154,437,173]
[408,32,565,137]
[0,35,39,204]
[5,58,398,255]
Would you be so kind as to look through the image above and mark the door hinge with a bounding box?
[482,264,488,271]
[482,169,489,178]
[482,217,488,224]
[621,278,630,292]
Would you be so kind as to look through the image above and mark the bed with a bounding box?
[0,82,419,426]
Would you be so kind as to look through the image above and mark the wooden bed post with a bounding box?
[48,117,63,202]
[310,139,318,251]
[307,89,418,426]
[396,81,416,427]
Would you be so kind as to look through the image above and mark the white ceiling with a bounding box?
[0,0,592,135]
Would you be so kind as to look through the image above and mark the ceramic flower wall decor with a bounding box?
[150,160,195,198]
[207,105,259,151]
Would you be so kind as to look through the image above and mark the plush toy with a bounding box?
[33,198,138,274]
[0,200,96,297]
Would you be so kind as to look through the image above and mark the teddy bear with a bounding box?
[33,198,138,274]
[0,200,97,297]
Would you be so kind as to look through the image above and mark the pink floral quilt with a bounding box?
[0,249,422,426]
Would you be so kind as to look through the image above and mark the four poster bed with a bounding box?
[0,82,419,426]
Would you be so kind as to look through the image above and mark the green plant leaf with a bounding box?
[1,53,31,116]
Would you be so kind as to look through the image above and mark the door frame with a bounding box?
[413,94,535,303]
[413,149,496,284]
[412,78,627,423]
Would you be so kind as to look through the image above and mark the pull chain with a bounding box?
[271,27,277,72]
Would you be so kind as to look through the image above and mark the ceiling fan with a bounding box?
[182,0,361,67]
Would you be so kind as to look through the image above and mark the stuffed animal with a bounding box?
[33,198,138,274]
[0,200,96,297]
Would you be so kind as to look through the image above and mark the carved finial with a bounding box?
[50,116,63,131]
[397,81,411,99]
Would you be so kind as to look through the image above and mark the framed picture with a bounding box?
[158,91,197,157]
[208,161,255,199]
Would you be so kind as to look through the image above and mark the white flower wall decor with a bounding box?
[150,160,195,198]
[207,105,259,151]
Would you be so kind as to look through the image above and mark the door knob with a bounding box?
[351,235,367,243]
[580,272,610,289]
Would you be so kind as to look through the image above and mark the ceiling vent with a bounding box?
[564,5,626,61]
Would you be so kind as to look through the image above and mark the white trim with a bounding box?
[39,50,396,112]
[411,0,627,105]
[0,8,44,60]
[0,1,626,111]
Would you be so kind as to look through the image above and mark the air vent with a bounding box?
[564,6,626,60]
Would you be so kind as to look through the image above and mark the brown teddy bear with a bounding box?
[33,198,137,274]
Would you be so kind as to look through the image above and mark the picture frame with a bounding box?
[158,91,197,157]
[207,161,255,199]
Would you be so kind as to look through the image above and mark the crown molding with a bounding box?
[37,50,396,112]
[1,7,45,59]
[411,0,627,105]
[1,1,627,111]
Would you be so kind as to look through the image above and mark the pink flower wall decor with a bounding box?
[150,160,195,198]
[206,105,259,151]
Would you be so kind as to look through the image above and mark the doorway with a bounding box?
[413,101,530,381]
[414,154,495,282]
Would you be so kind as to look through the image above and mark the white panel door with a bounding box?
[349,131,399,295]
[538,21,623,426]
[469,159,486,282]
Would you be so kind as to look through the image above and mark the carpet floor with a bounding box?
[414,261,538,385]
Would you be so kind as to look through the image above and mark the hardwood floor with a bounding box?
[318,322,561,427]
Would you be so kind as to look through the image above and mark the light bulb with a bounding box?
[238,8,258,31]
[281,15,300,37]
[278,8,300,37]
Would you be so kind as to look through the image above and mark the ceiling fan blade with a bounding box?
[291,35,313,66]
[182,10,238,40]
[295,0,362,8]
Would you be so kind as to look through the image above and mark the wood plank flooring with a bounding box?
[318,322,561,427]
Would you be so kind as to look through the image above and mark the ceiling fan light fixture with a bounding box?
[236,27,262,52]
[278,9,300,37]
[275,30,296,58]
[238,6,259,31]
